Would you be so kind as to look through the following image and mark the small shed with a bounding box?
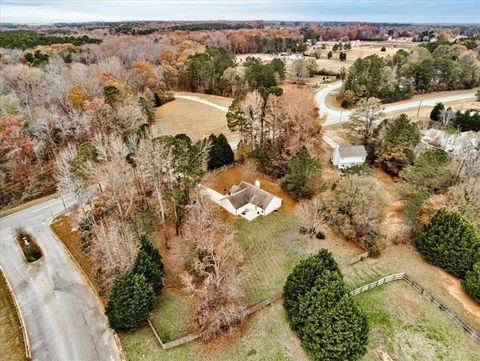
[331,145,367,169]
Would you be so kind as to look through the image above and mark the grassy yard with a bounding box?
[0,271,27,361]
[356,282,480,361]
[153,97,236,143]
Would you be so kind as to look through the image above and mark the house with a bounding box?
[288,53,304,60]
[218,180,282,220]
[331,145,367,169]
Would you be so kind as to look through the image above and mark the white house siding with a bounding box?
[264,197,282,215]
[337,156,366,169]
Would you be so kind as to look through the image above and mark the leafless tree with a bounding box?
[296,198,327,237]
[240,90,264,146]
[349,97,384,144]
[182,196,246,339]
[91,217,139,291]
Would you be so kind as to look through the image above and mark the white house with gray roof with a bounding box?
[331,145,367,169]
[217,180,282,220]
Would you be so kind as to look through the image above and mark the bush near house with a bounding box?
[283,250,369,361]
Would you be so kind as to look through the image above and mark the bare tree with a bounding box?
[296,198,327,237]
[91,217,139,291]
[439,107,455,127]
[349,97,384,144]
[240,90,264,146]
[182,196,246,339]
[134,139,174,246]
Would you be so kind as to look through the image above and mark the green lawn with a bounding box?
[0,271,26,361]
[356,282,480,361]
[235,210,302,304]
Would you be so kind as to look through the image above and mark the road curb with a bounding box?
[0,265,32,360]
[49,216,126,361]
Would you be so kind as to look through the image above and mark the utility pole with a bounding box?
[417,97,423,117]
[60,194,67,211]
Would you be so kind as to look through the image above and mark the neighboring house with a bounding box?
[288,53,304,60]
[331,145,367,169]
[218,180,282,220]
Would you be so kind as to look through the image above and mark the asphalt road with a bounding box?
[315,82,478,126]
[0,196,121,361]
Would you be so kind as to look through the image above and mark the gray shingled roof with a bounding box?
[226,181,276,210]
[338,145,367,158]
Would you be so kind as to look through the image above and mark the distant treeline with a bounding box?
[0,30,101,49]
[168,22,264,31]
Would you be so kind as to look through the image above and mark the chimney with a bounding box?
[255,180,261,188]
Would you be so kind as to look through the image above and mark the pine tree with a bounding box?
[430,102,444,121]
[105,270,155,331]
[415,208,480,278]
[281,146,321,199]
[133,234,165,294]
[283,250,341,331]
[283,250,368,361]
[207,133,234,170]
[462,262,480,303]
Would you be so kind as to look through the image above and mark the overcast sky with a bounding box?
[1,0,479,24]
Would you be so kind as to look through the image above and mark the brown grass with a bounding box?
[153,98,236,143]
[0,270,27,361]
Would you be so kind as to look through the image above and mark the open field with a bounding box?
[153,96,236,143]
[0,270,26,361]
[356,282,480,361]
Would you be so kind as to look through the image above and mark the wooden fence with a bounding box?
[149,272,480,351]
[0,265,31,360]
[350,272,480,342]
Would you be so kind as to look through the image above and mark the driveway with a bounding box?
[315,81,477,126]
[0,196,122,361]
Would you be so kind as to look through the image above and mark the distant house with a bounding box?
[331,145,367,169]
[218,181,282,220]
[288,53,304,60]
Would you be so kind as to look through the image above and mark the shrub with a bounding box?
[341,98,352,108]
[283,250,368,361]
[430,102,445,121]
[415,208,480,278]
[105,270,155,331]
[133,234,165,294]
[380,46,386,52]
[462,262,480,303]
[15,227,42,262]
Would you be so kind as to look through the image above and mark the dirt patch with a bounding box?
[439,271,480,318]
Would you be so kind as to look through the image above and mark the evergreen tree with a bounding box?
[271,58,286,80]
[283,250,368,361]
[105,270,155,331]
[430,102,445,121]
[133,235,165,294]
[283,250,341,331]
[207,133,234,170]
[462,262,480,303]
[281,147,321,199]
[415,208,480,278]
[139,96,155,124]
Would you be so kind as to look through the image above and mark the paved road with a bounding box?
[0,196,122,361]
[315,82,478,126]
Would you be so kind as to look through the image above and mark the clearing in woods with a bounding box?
[153,94,235,143]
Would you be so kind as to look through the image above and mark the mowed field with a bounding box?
[153,94,236,143]
[0,271,26,361]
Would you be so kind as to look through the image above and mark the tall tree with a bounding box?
[207,133,234,170]
[349,97,384,144]
[281,146,321,199]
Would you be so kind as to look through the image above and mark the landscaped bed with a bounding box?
[0,270,27,361]
[15,228,42,263]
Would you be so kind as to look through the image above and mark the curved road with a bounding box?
[315,82,478,126]
[0,196,122,361]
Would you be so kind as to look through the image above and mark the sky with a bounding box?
[1,0,479,25]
